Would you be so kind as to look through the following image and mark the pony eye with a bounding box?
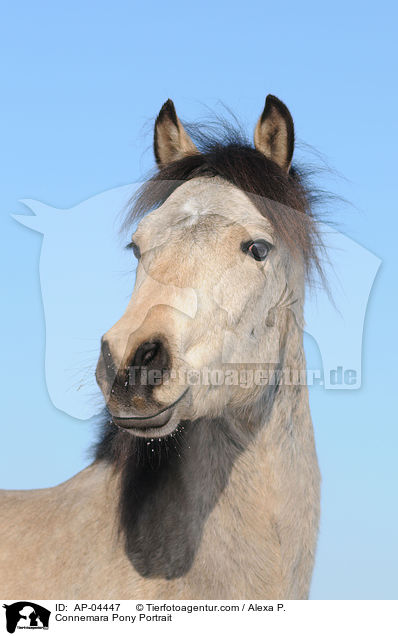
[126,241,141,260]
[242,239,272,262]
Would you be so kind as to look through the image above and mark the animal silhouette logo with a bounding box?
[12,184,381,420]
[2,602,50,633]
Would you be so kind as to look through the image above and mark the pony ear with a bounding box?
[254,95,294,172]
[154,99,198,166]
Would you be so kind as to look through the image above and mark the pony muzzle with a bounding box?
[96,335,189,437]
[111,388,189,433]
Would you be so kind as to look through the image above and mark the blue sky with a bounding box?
[1,1,397,599]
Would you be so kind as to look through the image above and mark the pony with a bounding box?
[0,95,322,599]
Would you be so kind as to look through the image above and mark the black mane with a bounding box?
[94,411,256,579]
[124,120,326,282]
[94,375,279,579]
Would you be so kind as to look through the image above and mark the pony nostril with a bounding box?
[132,340,168,370]
[142,343,158,365]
